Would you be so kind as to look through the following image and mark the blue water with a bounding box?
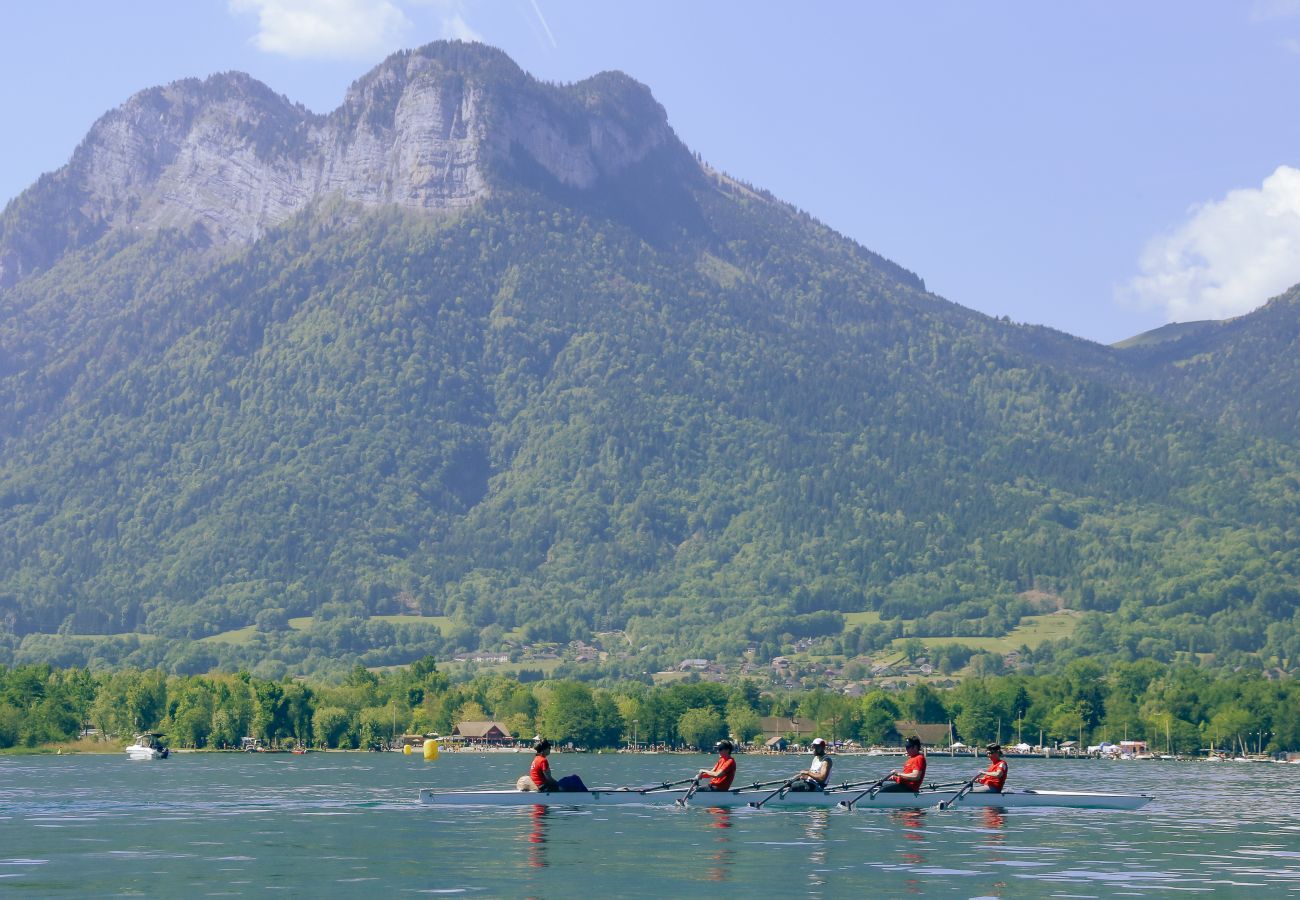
[1,752,1297,897]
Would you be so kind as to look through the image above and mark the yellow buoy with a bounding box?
[403,744,412,756]
[423,739,439,761]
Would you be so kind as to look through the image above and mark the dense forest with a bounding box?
[2,659,1296,755]
[0,42,1297,680]
[1,192,1296,678]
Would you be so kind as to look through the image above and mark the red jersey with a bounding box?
[892,752,927,789]
[530,754,551,788]
[709,755,737,790]
[975,757,1008,791]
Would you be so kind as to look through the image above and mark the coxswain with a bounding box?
[696,739,737,791]
[787,737,833,791]
[528,738,561,791]
[525,738,589,792]
[878,735,926,792]
[972,743,1008,792]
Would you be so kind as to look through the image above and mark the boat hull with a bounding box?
[418,786,1151,810]
[125,746,162,760]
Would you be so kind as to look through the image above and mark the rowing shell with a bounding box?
[417,786,1151,810]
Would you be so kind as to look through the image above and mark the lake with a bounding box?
[1,751,1297,897]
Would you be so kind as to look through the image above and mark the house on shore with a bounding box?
[893,720,954,748]
[451,721,514,745]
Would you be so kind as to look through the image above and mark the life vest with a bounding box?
[976,758,1007,791]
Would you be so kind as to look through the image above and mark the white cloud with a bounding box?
[230,0,413,60]
[231,0,492,58]
[441,13,483,42]
[1121,166,1300,322]
[410,0,485,42]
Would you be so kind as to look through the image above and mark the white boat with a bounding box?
[418,785,1151,811]
[124,732,169,760]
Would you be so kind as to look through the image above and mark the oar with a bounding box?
[827,778,893,792]
[639,778,697,794]
[834,776,890,811]
[936,776,980,811]
[925,781,968,790]
[674,777,702,807]
[747,779,794,809]
[742,779,792,791]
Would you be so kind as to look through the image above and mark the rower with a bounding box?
[696,739,737,791]
[528,739,561,791]
[878,735,926,792]
[786,737,832,791]
[972,743,1008,793]
[527,739,588,792]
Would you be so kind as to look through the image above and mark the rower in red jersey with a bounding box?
[878,735,927,792]
[973,743,1008,792]
[529,739,561,790]
[696,740,737,791]
[525,738,587,792]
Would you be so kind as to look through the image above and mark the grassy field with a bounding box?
[887,609,1082,654]
[842,611,883,627]
[284,614,452,630]
[199,625,259,645]
[439,657,565,677]
[200,614,451,644]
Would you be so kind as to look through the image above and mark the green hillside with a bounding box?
[1116,287,1300,442]
[0,44,1297,679]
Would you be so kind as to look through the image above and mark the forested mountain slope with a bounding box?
[1114,286,1300,443]
[0,42,1296,677]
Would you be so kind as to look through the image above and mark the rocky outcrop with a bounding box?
[0,41,687,287]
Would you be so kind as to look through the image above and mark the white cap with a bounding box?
[812,737,826,746]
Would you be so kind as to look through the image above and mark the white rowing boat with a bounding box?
[418,785,1151,810]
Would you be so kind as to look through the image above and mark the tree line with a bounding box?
[2,656,1296,755]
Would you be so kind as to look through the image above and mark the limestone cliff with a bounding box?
[0,42,688,287]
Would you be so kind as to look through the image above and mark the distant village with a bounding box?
[448,632,990,696]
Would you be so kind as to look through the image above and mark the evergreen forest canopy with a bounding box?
[0,41,1297,681]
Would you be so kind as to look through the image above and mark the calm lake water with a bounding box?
[1,751,1297,897]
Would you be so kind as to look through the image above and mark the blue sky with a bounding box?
[4,1,1300,344]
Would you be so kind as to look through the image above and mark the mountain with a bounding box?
[1114,288,1300,443]
[1,42,1297,678]
[1112,321,1220,350]
[0,44,692,289]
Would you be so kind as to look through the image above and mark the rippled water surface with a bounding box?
[1,752,1297,897]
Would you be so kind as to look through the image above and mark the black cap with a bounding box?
[985,743,1002,753]
[905,735,922,749]
[715,739,734,752]
[534,739,551,753]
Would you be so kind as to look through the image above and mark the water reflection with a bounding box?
[704,807,732,882]
[980,807,1007,896]
[981,807,1005,839]
[525,804,547,869]
[889,808,926,893]
[805,809,829,888]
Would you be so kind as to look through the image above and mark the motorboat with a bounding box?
[124,732,169,760]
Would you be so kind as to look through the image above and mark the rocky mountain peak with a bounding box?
[0,41,686,288]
